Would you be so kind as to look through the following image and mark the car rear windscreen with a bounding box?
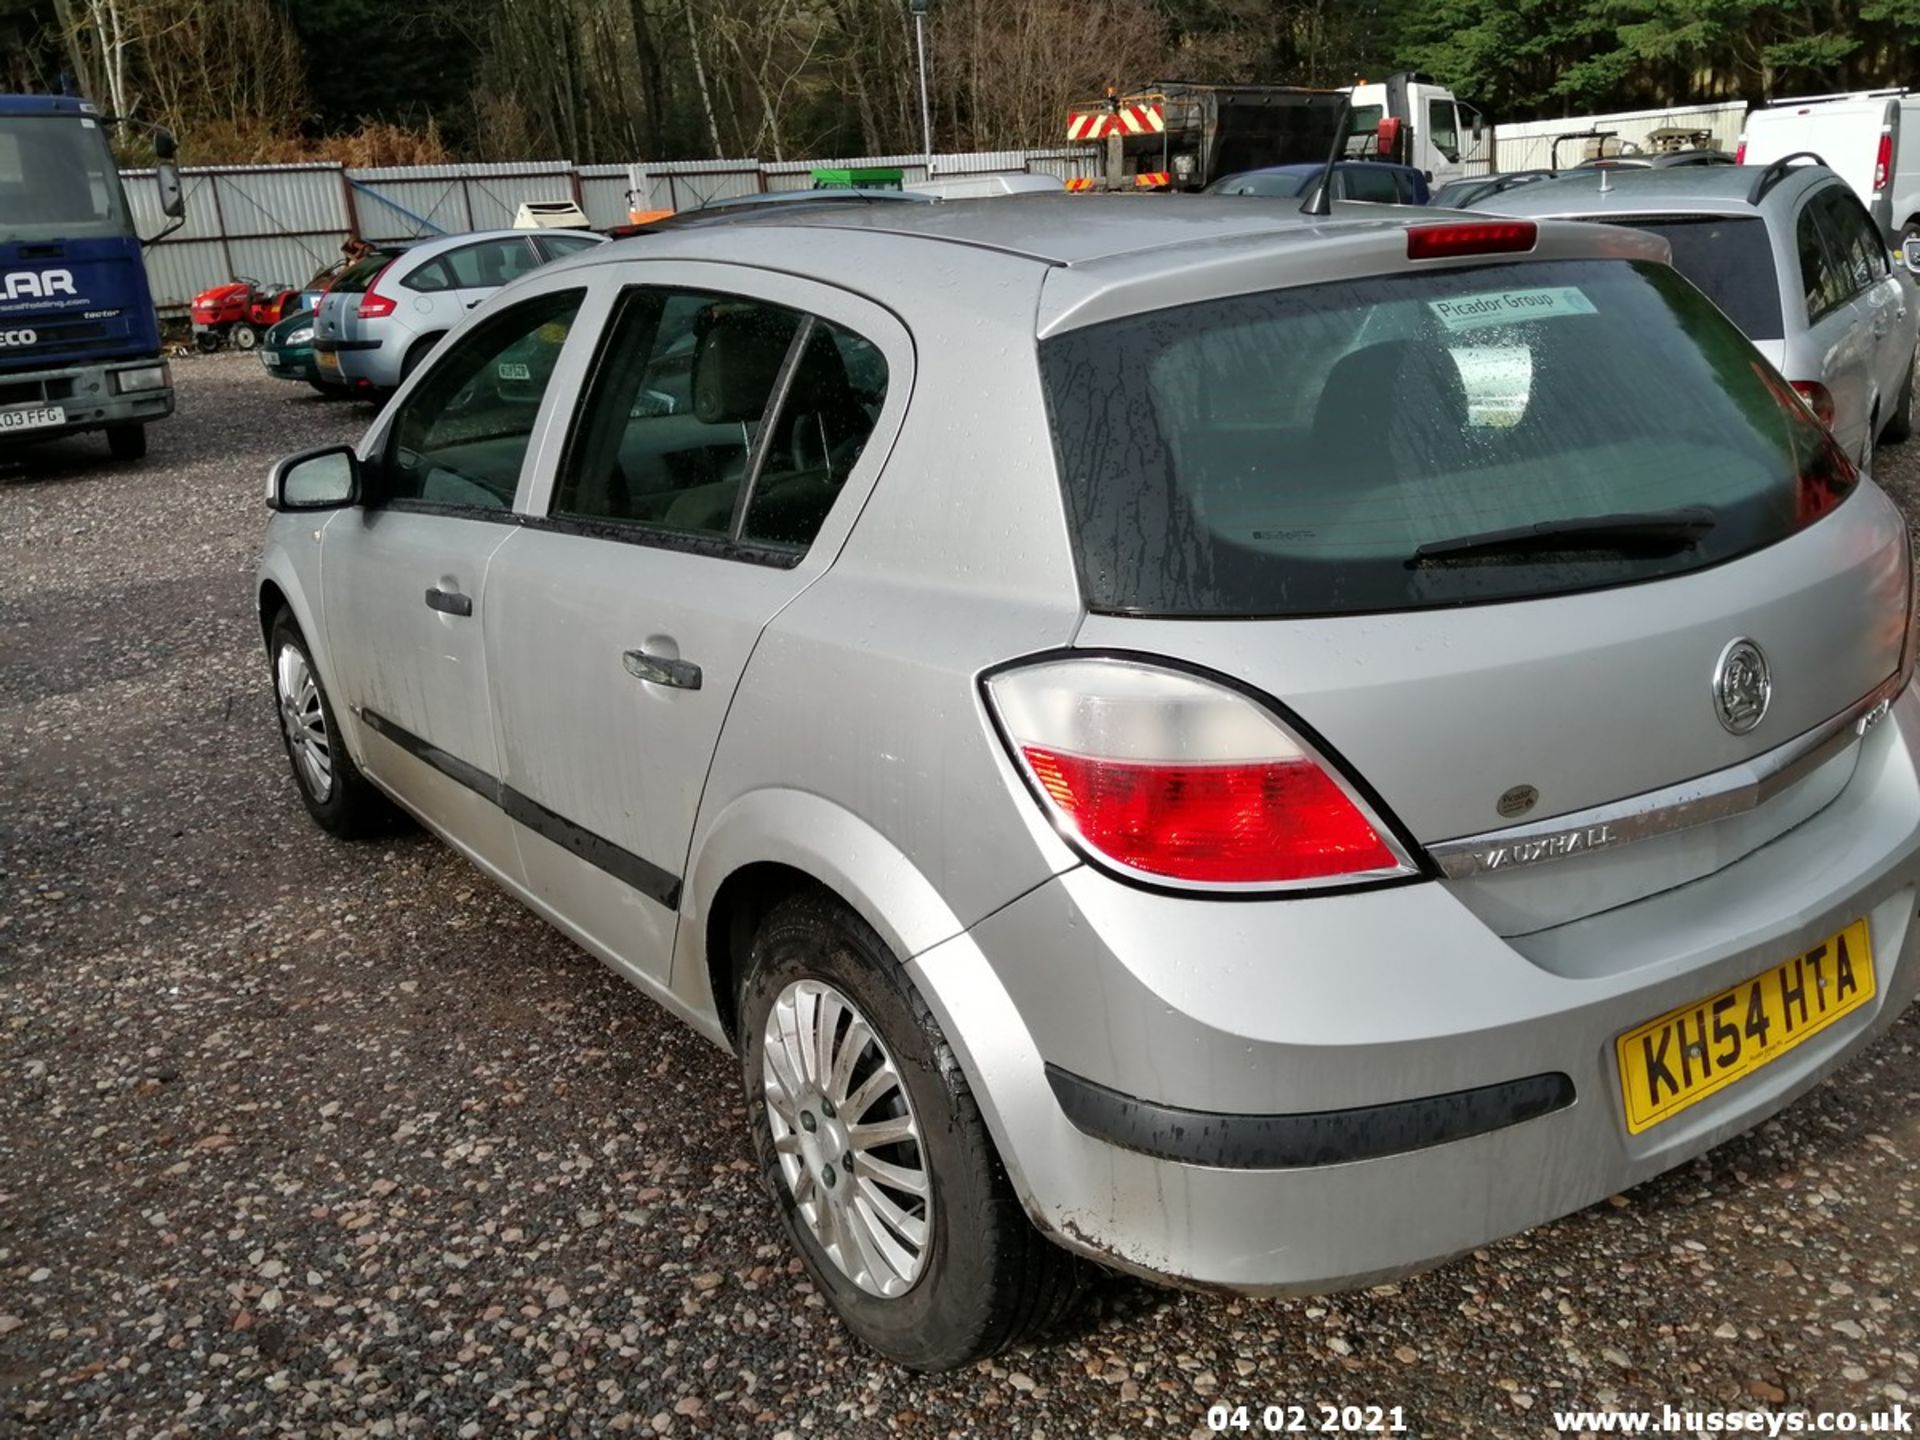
[1580,215,1783,340]
[331,252,400,294]
[1039,259,1850,618]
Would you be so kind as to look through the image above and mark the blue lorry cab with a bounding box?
[0,94,179,461]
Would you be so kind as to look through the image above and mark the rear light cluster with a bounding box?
[1876,133,1894,193]
[1751,363,1858,526]
[985,658,1416,891]
[1406,220,1537,261]
[1790,379,1836,428]
[1735,140,1747,165]
[356,262,398,319]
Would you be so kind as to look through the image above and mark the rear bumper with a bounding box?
[0,357,173,442]
[315,337,393,388]
[909,680,1920,1293]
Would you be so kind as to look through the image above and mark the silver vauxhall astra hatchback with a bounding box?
[256,196,1920,1370]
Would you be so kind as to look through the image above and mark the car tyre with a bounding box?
[1882,349,1916,445]
[105,423,146,461]
[739,891,1084,1371]
[268,610,397,839]
[399,333,441,386]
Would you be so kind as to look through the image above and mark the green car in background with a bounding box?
[258,305,336,393]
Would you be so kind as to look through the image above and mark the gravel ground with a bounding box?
[4,353,1920,1440]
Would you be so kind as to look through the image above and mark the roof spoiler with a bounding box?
[1746,150,1827,206]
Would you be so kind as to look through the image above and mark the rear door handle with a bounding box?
[425,586,472,617]
[623,648,701,690]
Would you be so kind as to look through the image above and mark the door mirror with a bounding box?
[155,160,185,220]
[269,445,360,511]
[1903,234,1920,276]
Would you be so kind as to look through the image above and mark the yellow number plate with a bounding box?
[1616,919,1874,1135]
[317,350,340,371]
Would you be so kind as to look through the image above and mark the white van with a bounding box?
[1741,90,1920,242]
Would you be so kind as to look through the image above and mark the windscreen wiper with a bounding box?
[1407,507,1717,567]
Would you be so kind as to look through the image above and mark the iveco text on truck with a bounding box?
[0,94,184,461]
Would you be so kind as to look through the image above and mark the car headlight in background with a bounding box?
[286,326,314,346]
[112,363,170,394]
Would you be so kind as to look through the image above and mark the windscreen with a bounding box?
[1040,259,1852,618]
[0,114,131,244]
[1583,215,1784,340]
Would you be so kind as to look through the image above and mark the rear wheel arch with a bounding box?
[401,331,444,381]
[704,861,830,1051]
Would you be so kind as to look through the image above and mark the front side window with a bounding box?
[555,287,887,555]
[1040,259,1854,618]
[380,288,583,511]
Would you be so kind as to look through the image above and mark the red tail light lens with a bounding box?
[1875,133,1894,192]
[356,263,398,319]
[1790,379,1836,429]
[1754,364,1857,525]
[1406,221,1537,260]
[1735,140,1747,165]
[985,658,1415,891]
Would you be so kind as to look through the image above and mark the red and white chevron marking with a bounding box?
[1066,103,1164,141]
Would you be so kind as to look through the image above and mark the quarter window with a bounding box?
[1797,203,1853,320]
[378,288,583,511]
[1816,185,1889,293]
[535,233,601,261]
[554,287,887,555]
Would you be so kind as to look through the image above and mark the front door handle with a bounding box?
[425,586,472,617]
[623,648,701,690]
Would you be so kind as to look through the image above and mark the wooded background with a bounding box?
[3,0,1919,166]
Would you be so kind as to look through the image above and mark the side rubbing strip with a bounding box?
[357,707,682,911]
[1044,1065,1575,1169]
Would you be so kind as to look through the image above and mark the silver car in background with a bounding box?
[258,197,1920,1370]
[1471,158,1920,464]
[313,228,603,394]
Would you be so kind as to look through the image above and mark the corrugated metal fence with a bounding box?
[122,148,1103,313]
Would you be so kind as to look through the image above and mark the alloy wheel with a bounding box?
[275,643,333,800]
[761,978,933,1298]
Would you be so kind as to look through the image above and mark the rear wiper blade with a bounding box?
[1407,507,1717,567]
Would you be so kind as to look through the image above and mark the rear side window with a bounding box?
[554,288,887,556]
[1342,166,1401,204]
[1040,259,1854,618]
[1585,215,1783,340]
